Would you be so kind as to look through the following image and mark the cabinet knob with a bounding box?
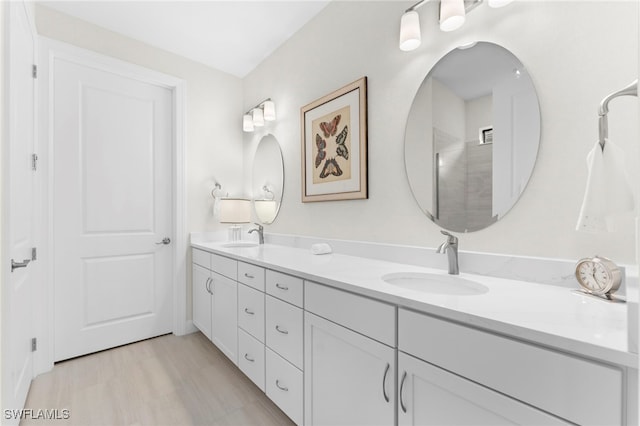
[275,325,289,335]
[244,353,255,363]
[275,283,289,291]
[244,308,255,315]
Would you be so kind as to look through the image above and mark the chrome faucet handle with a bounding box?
[254,223,263,230]
[440,230,458,244]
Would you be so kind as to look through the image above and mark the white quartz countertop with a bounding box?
[191,240,637,368]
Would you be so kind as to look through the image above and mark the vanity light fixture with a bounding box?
[439,0,466,32]
[243,98,276,132]
[399,0,507,51]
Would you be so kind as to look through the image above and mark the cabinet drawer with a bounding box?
[266,348,303,425]
[266,295,303,369]
[305,281,396,347]
[238,283,265,342]
[192,248,210,269]
[399,308,623,426]
[211,253,237,280]
[266,270,303,307]
[238,261,265,291]
[238,328,265,392]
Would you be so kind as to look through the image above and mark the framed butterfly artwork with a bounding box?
[300,77,368,202]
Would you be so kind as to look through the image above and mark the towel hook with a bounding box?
[598,79,638,151]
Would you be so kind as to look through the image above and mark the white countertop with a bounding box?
[191,239,638,368]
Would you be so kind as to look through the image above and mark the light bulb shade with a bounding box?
[399,10,421,51]
[252,108,265,127]
[439,0,466,32]
[487,0,514,7]
[219,198,251,223]
[254,199,278,224]
[263,100,276,121]
[243,114,254,132]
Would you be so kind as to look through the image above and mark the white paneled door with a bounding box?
[4,1,37,416]
[53,57,173,361]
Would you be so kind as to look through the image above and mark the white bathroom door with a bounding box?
[4,0,37,415]
[52,56,174,361]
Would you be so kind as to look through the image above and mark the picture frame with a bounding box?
[301,77,368,202]
[479,126,493,144]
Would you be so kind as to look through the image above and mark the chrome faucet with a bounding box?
[436,230,459,275]
[248,223,264,244]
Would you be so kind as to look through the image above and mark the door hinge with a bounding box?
[32,64,37,79]
[32,247,37,261]
[31,338,37,352]
[32,153,38,171]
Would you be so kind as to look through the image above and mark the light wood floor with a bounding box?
[23,332,295,426]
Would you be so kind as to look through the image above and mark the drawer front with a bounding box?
[238,328,265,392]
[192,248,210,269]
[305,281,396,347]
[266,347,303,425]
[238,283,265,342]
[266,296,303,369]
[238,261,265,291]
[399,308,623,426]
[266,270,303,307]
[211,253,237,280]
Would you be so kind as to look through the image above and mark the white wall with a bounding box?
[243,0,639,264]
[465,95,492,142]
[34,5,244,234]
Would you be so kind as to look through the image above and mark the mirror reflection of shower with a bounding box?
[405,42,541,233]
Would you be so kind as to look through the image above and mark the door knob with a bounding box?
[11,258,31,273]
[155,237,171,245]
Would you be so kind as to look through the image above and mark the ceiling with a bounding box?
[38,0,330,78]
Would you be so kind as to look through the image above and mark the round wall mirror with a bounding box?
[252,134,284,224]
[404,42,541,232]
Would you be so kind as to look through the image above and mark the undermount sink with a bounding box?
[382,272,489,296]
[222,241,259,248]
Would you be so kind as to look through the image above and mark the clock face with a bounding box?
[576,261,611,294]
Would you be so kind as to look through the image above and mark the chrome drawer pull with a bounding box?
[244,353,255,362]
[275,283,289,291]
[244,273,255,279]
[244,308,255,315]
[399,371,408,413]
[275,325,289,335]
[382,363,390,403]
[275,380,288,392]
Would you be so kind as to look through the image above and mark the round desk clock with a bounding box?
[574,256,623,301]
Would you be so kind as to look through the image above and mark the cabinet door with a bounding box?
[398,352,570,426]
[211,272,238,365]
[304,312,395,426]
[192,264,212,340]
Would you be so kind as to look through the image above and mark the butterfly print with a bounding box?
[315,134,326,168]
[319,158,343,179]
[319,115,341,138]
[335,126,348,160]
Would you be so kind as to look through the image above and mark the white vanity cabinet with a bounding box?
[304,281,396,426]
[397,351,569,426]
[191,248,238,365]
[265,271,304,425]
[399,308,624,426]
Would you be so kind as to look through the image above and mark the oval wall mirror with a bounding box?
[404,41,541,233]
[252,134,284,224]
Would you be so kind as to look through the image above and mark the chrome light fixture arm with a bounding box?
[598,79,638,151]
